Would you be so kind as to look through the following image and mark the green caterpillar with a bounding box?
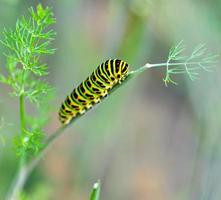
[59,59,129,125]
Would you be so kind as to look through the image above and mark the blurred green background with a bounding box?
[0,0,221,199]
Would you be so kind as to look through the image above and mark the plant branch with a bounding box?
[9,50,218,185]
[20,52,218,159]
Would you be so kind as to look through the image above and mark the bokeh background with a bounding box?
[0,0,221,199]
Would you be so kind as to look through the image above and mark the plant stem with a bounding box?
[6,93,26,200]
[19,94,25,134]
[6,157,27,200]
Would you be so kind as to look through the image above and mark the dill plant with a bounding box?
[0,4,218,200]
[0,4,55,157]
[0,4,56,200]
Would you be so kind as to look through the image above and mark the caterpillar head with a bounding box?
[113,59,128,77]
[121,62,129,76]
[117,59,129,80]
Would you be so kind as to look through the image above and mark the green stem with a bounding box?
[146,61,216,69]
[6,93,27,200]
[19,94,25,134]
[6,157,27,200]
[45,60,208,144]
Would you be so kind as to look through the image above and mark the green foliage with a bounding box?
[128,42,218,88]
[0,4,55,97]
[17,192,29,200]
[163,41,218,86]
[17,183,53,200]
[89,181,101,200]
[0,4,56,157]
[14,129,45,157]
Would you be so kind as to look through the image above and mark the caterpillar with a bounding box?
[59,59,129,125]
